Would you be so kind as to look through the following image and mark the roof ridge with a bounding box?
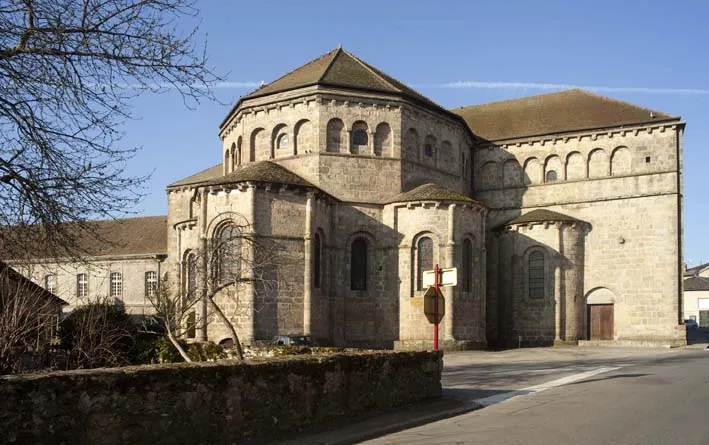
[453,89,579,110]
[244,48,339,98]
[339,48,402,94]
[317,47,344,83]
[572,88,677,119]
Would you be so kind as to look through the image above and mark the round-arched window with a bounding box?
[352,130,368,146]
[277,133,289,149]
[545,170,558,183]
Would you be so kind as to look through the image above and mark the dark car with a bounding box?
[684,319,698,329]
[272,334,314,346]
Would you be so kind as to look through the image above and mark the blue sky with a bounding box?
[122,0,708,265]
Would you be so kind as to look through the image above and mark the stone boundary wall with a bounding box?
[1,351,442,444]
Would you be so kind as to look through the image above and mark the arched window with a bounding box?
[352,130,368,146]
[416,237,433,291]
[184,252,197,301]
[528,251,545,299]
[350,238,367,291]
[313,233,322,289]
[110,272,122,298]
[277,133,289,150]
[216,224,242,284]
[424,144,434,157]
[462,239,473,292]
[545,170,558,183]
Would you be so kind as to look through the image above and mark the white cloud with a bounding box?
[437,81,709,95]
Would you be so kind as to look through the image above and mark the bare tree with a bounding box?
[0,262,63,374]
[151,216,291,361]
[59,295,137,369]
[0,0,221,259]
[144,275,199,362]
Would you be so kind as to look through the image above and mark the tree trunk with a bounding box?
[165,324,192,362]
[207,295,244,360]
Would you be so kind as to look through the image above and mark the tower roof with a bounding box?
[453,89,679,142]
[386,183,482,205]
[221,47,460,129]
[242,47,439,106]
[500,209,583,228]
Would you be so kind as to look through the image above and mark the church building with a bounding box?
[18,48,687,349]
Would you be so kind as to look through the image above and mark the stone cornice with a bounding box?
[474,121,684,151]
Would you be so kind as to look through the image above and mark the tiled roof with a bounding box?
[205,161,317,189]
[452,89,679,142]
[168,164,222,188]
[503,209,581,226]
[684,276,709,292]
[4,216,168,259]
[386,183,481,204]
[684,262,709,277]
[228,48,452,121]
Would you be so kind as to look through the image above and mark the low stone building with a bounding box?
[12,48,687,348]
[10,217,167,316]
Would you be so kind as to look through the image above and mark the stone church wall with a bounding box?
[477,122,684,346]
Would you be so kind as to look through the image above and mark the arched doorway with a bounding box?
[586,288,616,340]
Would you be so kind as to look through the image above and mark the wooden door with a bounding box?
[588,304,614,340]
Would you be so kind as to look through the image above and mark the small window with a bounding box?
[186,311,196,339]
[416,237,433,291]
[184,253,197,301]
[45,274,56,293]
[528,251,545,299]
[313,233,322,289]
[424,144,434,157]
[76,273,88,298]
[545,170,558,183]
[145,271,158,297]
[350,238,368,291]
[645,156,651,163]
[352,130,368,146]
[462,239,473,292]
[277,133,289,149]
[110,272,122,298]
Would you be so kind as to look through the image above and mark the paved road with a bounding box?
[365,347,709,445]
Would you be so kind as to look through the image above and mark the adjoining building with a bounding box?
[9,217,167,317]
[10,48,687,348]
[683,263,709,327]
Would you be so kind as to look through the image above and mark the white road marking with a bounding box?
[473,365,625,407]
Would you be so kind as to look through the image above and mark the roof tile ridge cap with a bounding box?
[451,89,577,111]
[317,47,344,83]
[575,88,678,119]
[340,48,403,93]
[247,48,339,96]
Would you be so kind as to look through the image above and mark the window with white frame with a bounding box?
[45,274,56,293]
[110,272,122,298]
[76,273,88,298]
[145,271,158,297]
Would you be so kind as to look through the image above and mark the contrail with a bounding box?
[117,79,708,96]
[436,81,709,95]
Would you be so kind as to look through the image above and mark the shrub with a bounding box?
[59,298,136,369]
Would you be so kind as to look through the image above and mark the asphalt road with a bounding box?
[365,348,709,445]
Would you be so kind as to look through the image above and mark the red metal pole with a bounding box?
[433,263,439,351]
